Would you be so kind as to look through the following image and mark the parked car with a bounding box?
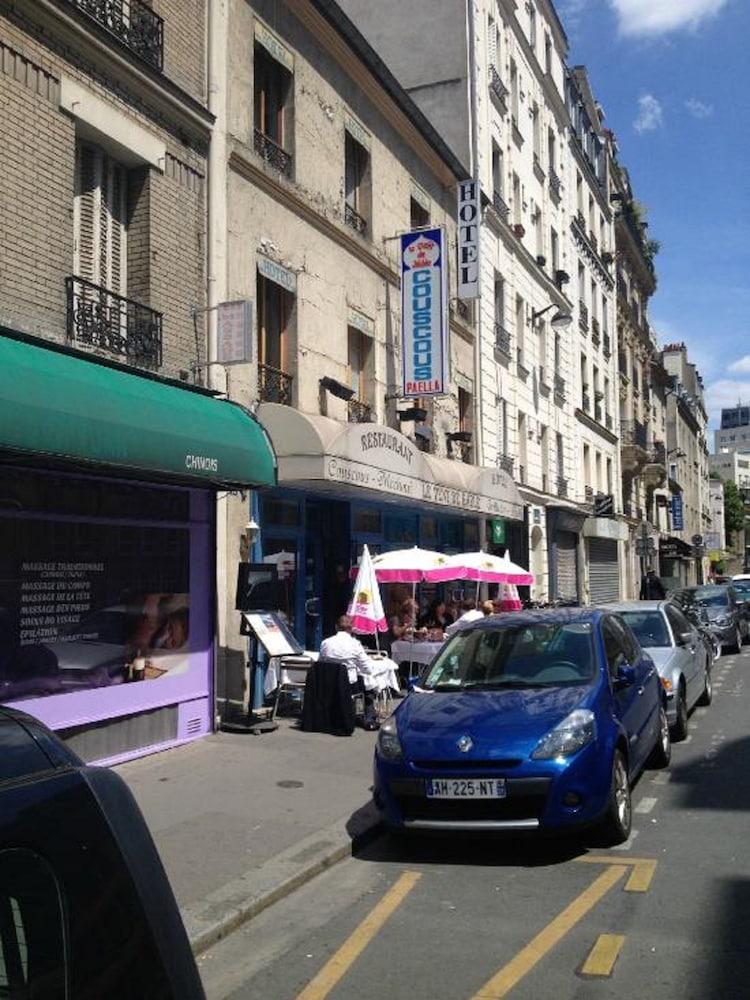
[0,707,205,1000]
[374,610,670,846]
[608,601,712,740]
[674,584,748,653]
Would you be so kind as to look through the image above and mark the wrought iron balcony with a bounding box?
[492,190,510,221]
[495,323,512,356]
[578,302,589,332]
[65,0,164,70]
[498,453,515,476]
[254,128,292,176]
[258,362,293,405]
[618,350,629,378]
[557,476,569,498]
[603,333,611,359]
[650,440,667,466]
[554,374,566,402]
[344,202,367,235]
[591,317,601,346]
[548,168,562,199]
[589,231,599,253]
[348,398,373,423]
[621,418,648,451]
[489,65,509,108]
[66,276,162,369]
[576,209,586,230]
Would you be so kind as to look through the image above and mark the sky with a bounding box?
[556,0,749,433]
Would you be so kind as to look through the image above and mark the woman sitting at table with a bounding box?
[419,598,454,632]
[388,597,424,642]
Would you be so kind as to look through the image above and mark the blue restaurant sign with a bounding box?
[400,227,449,398]
[670,494,684,531]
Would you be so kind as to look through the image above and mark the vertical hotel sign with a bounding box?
[400,227,449,398]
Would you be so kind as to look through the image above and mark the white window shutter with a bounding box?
[74,142,100,284]
[488,18,497,69]
[74,142,127,295]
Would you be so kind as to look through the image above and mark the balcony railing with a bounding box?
[348,398,373,423]
[589,231,598,253]
[66,0,164,70]
[548,168,561,199]
[258,362,293,405]
[489,65,509,108]
[557,476,569,498]
[498,453,515,476]
[554,374,566,402]
[603,333,611,358]
[492,190,510,221]
[66,276,162,369]
[578,302,589,332]
[651,440,667,466]
[591,317,600,345]
[621,418,648,451]
[344,202,367,235]
[254,128,292,176]
[495,323,512,355]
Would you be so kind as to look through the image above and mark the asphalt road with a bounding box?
[199,645,750,1000]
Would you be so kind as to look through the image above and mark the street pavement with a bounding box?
[197,645,750,1000]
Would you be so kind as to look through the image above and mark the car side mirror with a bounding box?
[614,664,636,689]
[677,631,693,646]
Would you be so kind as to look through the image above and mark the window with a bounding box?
[494,274,505,331]
[532,103,541,161]
[518,411,527,484]
[581,354,588,407]
[591,280,598,322]
[540,424,549,491]
[588,195,596,234]
[0,850,66,998]
[556,431,564,477]
[620,611,670,649]
[254,43,293,163]
[74,141,127,294]
[510,59,519,122]
[602,293,609,333]
[529,3,537,50]
[533,207,543,257]
[576,172,584,214]
[578,262,586,304]
[458,387,474,462]
[257,272,293,402]
[409,196,430,230]
[595,451,602,491]
[515,295,525,366]
[606,456,613,493]
[547,127,556,173]
[539,321,548,381]
[583,443,591,485]
[602,617,630,680]
[550,227,559,270]
[492,142,504,199]
[345,131,370,233]
[665,604,693,643]
[512,173,522,225]
[544,33,552,75]
[347,327,372,402]
[554,333,561,370]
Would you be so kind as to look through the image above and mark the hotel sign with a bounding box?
[457,179,480,300]
[400,227,449,398]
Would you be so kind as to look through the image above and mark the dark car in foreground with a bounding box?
[374,610,670,846]
[0,707,204,1000]
[674,584,748,653]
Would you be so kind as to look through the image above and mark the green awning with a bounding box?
[0,334,277,488]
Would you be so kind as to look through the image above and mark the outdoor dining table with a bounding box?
[390,639,445,676]
[264,651,400,697]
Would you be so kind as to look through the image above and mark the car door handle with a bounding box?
[637,686,645,695]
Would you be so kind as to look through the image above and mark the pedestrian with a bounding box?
[640,569,666,600]
[445,598,484,637]
[319,614,378,728]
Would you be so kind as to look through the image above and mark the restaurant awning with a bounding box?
[257,402,524,520]
[0,332,277,489]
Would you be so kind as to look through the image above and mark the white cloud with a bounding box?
[729,356,750,375]
[610,0,729,37]
[685,97,714,119]
[706,378,750,428]
[634,94,664,133]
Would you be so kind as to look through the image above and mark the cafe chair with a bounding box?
[270,655,314,721]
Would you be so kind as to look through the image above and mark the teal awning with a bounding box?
[0,334,277,488]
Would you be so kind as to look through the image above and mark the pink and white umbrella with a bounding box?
[347,544,387,634]
[443,551,534,585]
[351,547,460,584]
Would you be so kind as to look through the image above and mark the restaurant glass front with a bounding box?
[258,489,481,648]
[0,466,214,763]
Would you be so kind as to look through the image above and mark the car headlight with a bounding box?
[377,716,403,760]
[531,709,597,760]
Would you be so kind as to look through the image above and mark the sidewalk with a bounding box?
[116,719,382,954]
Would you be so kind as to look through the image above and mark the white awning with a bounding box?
[257,403,524,521]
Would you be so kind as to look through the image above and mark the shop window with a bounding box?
[257,273,294,404]
[0,851,66,998]
[420,516,438,545]
[440,519,462,552]
[254,43,293,174]
[261,497,301,527]
[344,132,371,235]
[384,515,417,546]
[464,520,480,550]
[353,508,381,536]
[410,197,430,230]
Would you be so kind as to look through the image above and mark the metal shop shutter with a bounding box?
[556,531,578,601]
[588,538,619,605]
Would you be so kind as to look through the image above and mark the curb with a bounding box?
[184,803,383,956]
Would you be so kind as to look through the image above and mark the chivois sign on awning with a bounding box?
[400,227,449,398]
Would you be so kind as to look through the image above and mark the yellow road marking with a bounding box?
[575,855,657,893]
[580,933,626,977]
[296,870,421,1000]
[470,865,627,1000]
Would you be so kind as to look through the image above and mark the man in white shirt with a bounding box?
[319,615,377,727]
[444,599,484,638]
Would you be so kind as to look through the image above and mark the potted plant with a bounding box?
[513,223,526,238]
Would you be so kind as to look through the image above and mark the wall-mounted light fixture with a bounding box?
[397,407,428,423]
[319,376,354,401]
[532,303,573,329]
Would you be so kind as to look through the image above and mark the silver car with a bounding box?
[608,601,712,741]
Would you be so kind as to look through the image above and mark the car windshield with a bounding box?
[422,622,596,690]
[733,581,750,598]
[619,611,671,648]
[690,587,729,608]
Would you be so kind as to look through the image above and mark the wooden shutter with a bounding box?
[74,142,99,284]
[73,141,127,294]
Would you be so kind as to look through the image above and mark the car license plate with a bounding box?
[426,778,507,799]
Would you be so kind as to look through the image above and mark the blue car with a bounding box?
[374,610,671,844]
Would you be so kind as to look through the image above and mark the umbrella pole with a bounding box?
[411,581,416,679]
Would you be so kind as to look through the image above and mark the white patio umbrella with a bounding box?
[351,546,461,584]
[443,550,533,584]
[348,545,387,638]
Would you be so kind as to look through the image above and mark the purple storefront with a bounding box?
[0,332,276,764]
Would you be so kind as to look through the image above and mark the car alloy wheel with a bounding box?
[648,706,672,769]
[672,687,689,741]
[614,755,630,830]
[599,750,632,845]
[698,668,713,707]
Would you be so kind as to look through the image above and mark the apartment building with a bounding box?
[714,403,750,456]
[207,0,525,701]
[0,0,275,761]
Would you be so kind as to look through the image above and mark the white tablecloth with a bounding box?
[264,652,400,696]
[391,639,445,669]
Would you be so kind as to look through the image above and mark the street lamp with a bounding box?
[532,303,573,329]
